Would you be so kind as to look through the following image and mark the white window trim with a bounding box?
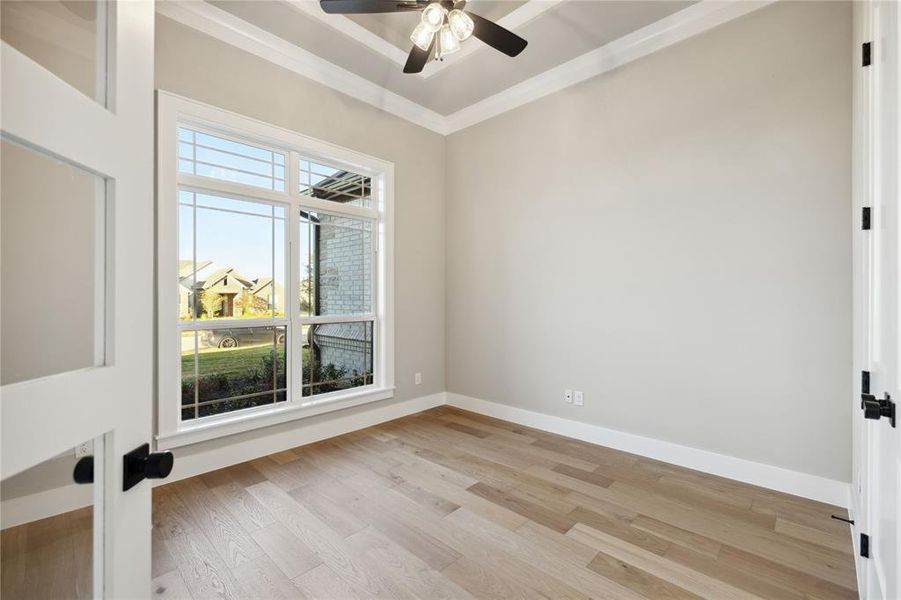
[156,91,394,449]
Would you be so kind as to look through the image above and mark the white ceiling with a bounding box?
[205,0,696,115]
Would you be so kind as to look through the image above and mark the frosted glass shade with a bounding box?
[420,3,446,33]
[448,9,474,41]
[410,22,434,51]
[438,24,460,56]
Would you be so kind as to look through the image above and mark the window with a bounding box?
[178,191,287,421]
[158,94,394,447]
[178,127,286,191]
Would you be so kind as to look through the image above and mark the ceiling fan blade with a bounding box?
[403,37,435,74]
[320,0,422,14]
[469,12,527,57]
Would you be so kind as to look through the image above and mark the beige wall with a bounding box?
[445,1,853,481]
[154,15,446,467]
[2,2,855,519]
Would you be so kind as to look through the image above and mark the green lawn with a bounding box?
[181,343,307,380]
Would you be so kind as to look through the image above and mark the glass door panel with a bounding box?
[0,434,103,598]
[0,0,108,105]
[0,138,107,385]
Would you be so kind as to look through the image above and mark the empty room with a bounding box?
[1,0,899,598]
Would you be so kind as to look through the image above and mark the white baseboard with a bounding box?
[2,389,850,528]
[0,392,445,530]
[446,393,850,508]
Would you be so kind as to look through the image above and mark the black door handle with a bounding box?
[73,456,94,484]
[123,443,174,491]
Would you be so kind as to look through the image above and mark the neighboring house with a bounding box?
[249,277,284,315]
[177,261,285,318]
[177,259,212,319]
[195,267,253,317]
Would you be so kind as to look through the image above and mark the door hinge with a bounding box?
[862,370,870,395]
[862,207,871,230]
[862,393,896,428]
[862,42,872,67]
[860,533,870,558]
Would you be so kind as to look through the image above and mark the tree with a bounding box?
[199,290,221,319]
[236,291,268,316]
[300,266,314,316]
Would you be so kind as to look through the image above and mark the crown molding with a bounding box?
[442,0,776,133]
[156,0,450,134]
[156,0,775,137]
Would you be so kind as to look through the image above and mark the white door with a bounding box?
[853,1,900,598]
[1,1,155,597]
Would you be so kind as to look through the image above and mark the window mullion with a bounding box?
[177,172,288,204]
[288,189,302,405]
[178,317,288,331]
[299,315,376,325]
[295,195,377,220]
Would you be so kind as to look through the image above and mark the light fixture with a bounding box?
[321,0,529,75]
[410,22,434,51]
[420,3,446,33]
[437,24,461,57]
[447,9,474,41]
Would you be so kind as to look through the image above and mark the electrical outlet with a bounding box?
[74,441,93,458]
[564,389,573,403]
[574,391,584,406]
[415,372,422,385]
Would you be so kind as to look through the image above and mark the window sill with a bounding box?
[156,386,395,450]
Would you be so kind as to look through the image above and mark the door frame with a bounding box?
[851,1,901,598]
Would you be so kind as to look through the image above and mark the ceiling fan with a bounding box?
[320,0,528,74]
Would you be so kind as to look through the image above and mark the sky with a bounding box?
[179,194,287,285]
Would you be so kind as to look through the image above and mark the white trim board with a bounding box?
[443,0,775,133]
[0,392,445,530]
[155,0,449,134]
[446,393,850,508]
[156,0,774,135]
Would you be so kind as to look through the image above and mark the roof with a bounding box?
[303,171,371,204]
[178,259,213,280]
[196,267,253,293]
[251,277,272,294]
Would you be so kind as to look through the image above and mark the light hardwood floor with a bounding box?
[1,506,92,599]
[2,406,858,599]
[152,406,857,599]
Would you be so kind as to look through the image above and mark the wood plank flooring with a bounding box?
[0,506,92,599]
[151,406,856,599]
[1,406,857,599]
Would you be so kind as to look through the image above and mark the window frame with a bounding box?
[156,92,394,448]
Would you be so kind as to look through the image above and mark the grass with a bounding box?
[181,343,308,380]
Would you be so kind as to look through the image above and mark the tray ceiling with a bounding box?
[204,0,697,116]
